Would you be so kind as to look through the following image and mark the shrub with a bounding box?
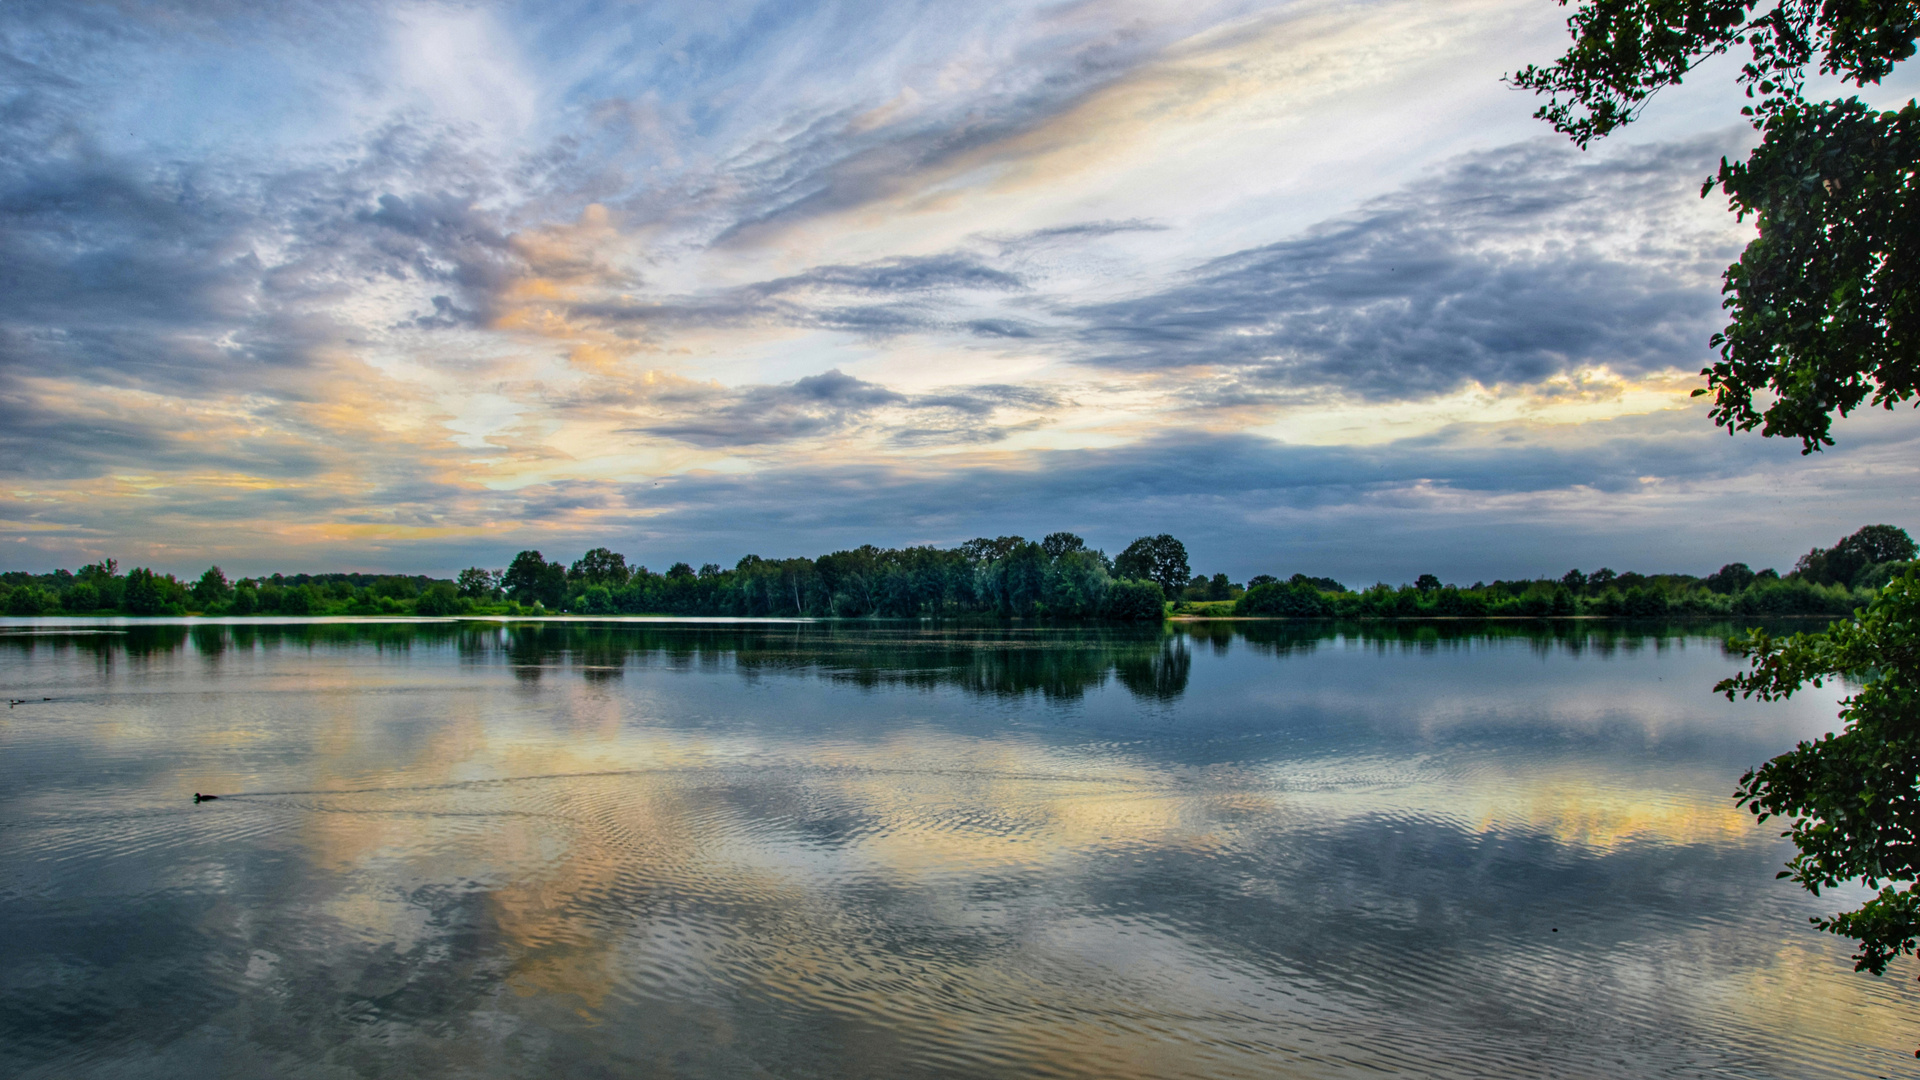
[1235,582,1333,617]
[1103,579,1166,621]
[415,583,467,616]
[278,585,318,616]
[229,585,259,614]
[1622,586,1669,617]
[6,586,54,616]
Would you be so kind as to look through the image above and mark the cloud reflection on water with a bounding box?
[0,620,1911,1077]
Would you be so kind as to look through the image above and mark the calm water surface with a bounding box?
[1,618,1912,1078]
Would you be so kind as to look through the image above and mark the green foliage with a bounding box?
[121,567,186,615]
[191,566,231,609]
[1222,554,1885,620]
[1513,0,1920,449]
[569,547,630,587]
[1041,532,1088,559]
[1102,579,1167,621]
[371,575,419,600]
[415,582,468,616]
[1704,99,1920,447]
[456,567,500,599]
[1114,534,1191,598]
[1236,581,1335,617]
[958,536,1027,562]
[1796,523,1919,585]
[122,568,159,614]
[1511,0,1917,147]
[1721,568,1920,974]
[6,585,55,615]
[1703,562,1758,593]
[1045,550,1116,617]
[277,584,318,616]
[504,551,568,608]
[5,524,1906,625]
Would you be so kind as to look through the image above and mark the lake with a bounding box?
[0,618,1911,1078]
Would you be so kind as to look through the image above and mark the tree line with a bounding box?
[2,524,1911,621]
[1234,524,1916,620]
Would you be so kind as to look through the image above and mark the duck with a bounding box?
[193,792,218,803]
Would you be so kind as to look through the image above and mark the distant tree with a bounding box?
[504,551,552,604]
[666,562,695,580]
[123,567,165,615]
[78,559,118,582]
[63,582,100,611]
[372,575,419,600]
[1796,524,1918,586]
[1589,568,1618,590]
[1247,574,1278,589]
[191,566,232,608]
[415,582,465,616]
[1844,524,1920,565]
[1793,548,1829,581]
[1703,562,1759,594]
[1114,535,1190,598]
[1206,572,1234,601]
[1237,581,1334,617]
[1561,568,1588,592]
[1042,532,1087,559]
[456,567,499,599]
[959,536,1027,563]
[1552,586,1578,615]
[228,582,259,615]
[1514,0,1920,450]
[1414,573,1442,592]
[6,585,53,616]
[278,584,317,616]
[570,547,631,587]
[1289,573,1349,593]
[1043,548,1114,617]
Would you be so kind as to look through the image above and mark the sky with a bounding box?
[2,0,1916,584]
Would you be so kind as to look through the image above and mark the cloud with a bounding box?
[636,369,909,446]
[1067,138,1748,399]
[628,370,1063,448]
[985,219,1169,251]
[752,253,1025,296]
[536,138,1748,415]
[556,250,1029,345]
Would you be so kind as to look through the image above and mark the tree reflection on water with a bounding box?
[1,615,1778,706]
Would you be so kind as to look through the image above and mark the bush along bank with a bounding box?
[1233,574,1877,620]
